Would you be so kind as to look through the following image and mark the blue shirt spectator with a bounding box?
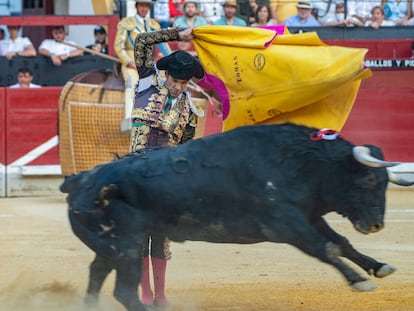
[285,0,320,27]
[213,0,247,26]
[174,0,208,29]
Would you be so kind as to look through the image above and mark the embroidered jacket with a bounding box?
[129,28,201,152]
[114,16,160,66]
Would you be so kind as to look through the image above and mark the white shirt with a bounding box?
[0,37,33,56]
[38,39,77,56]
[199,0,224,23]
[347,1,381,19]
[9,83,41,88]
[154,0,170,21]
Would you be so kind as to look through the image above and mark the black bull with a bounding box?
[60,123,412,311]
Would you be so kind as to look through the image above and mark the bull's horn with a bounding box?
[387,170,414,186]
[352,146,400,168]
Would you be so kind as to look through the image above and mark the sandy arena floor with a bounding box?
[0,189,413,311]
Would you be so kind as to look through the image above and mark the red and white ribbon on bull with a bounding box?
[310,128,340,141]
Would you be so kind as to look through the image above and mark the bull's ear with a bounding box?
[352,146,400,168]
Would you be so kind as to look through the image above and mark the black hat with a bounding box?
[94,26,106,34]
[157,51,204,80]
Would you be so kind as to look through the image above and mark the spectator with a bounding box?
[269,0,298,24]
[38,26,83,66]
[213,0,248,25]
[382,0,413,25]
[169,0,185,25]
[246,0,259,25]
[9,67,41,88]
[347,0,381,25]
[154,0,171,28]
[199,0,225,24]
[114,0,160,92]
[174,0,208,29]
[85,26,108,54]
[284,0,320,27]
[1,25,36,59]
[365,5,395,28]
[251,4,276,26]
[0,28,5,40]
[322,2,363,27]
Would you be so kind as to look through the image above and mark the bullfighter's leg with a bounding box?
[140,235,154,305]
[85,254,113,307]
[150,234,171,306]
[313,217,396,278]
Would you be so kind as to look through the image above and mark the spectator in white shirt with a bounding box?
[9,67,41,88]
[199,0,225,24]
[0,25,36,59]
[38,25,83,66]
[347,0,381,24]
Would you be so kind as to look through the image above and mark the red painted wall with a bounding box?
[326,39,413,59]
[341,69,414,162]
[5,87,61,166]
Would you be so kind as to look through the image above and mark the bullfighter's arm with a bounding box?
[134,28,180,80]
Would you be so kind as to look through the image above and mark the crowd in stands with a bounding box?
[0,0,412,88]
[151,0,414,27]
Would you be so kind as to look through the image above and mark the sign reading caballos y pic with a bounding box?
[364,59,414,68]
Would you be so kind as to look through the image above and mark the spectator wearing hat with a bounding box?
[114,0,161,92]
[284,0,320,27]
[199,0,225,24]
[174,0,208,29]
[213,0,248,25]
[86,26,108,54]
[1,25,36,59]
[38,26,83,66]
[128,27,204,307]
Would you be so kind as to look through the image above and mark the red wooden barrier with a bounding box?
[6,87,62,166]
[341,70,414,162]
[326,39,413,59]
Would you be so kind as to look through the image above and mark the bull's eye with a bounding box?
[356,172,378,189]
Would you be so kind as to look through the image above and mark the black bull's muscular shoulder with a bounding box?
[61,123,407,311]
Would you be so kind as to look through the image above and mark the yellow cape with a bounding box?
[192,26,371,132]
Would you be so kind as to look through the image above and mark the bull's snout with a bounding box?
[368,223,383,233]
[354,219,384,234]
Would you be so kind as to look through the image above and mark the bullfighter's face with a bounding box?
[164,72,189,98]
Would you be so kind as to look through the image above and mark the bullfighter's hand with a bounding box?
[178,27,194,42]
[127,61,137,69]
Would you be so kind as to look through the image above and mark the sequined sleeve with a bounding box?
[134,28,180,80]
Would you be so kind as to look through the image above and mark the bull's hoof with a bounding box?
[375,264,397,278]
[84,293,99,308]
[351,280,377,292]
